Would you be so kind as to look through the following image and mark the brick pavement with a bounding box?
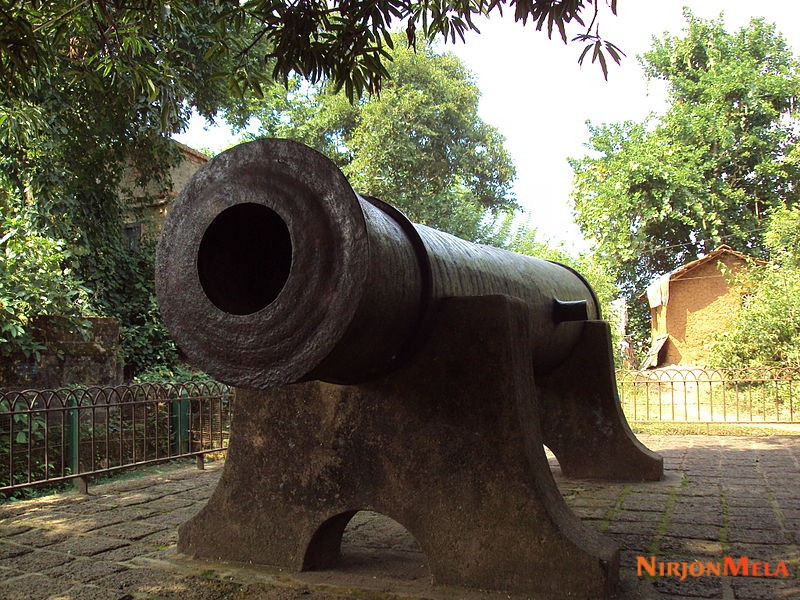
[0,435,798,600]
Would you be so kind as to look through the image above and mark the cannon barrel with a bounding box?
[155,139,600,389]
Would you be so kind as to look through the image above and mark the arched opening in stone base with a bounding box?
[544,444,563,475]
[303,510,431,583]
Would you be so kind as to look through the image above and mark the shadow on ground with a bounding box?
[0,435,798,599]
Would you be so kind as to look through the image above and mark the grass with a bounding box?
[630,422,800,436]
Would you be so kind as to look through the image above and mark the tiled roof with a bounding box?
[667,245,762,281]
[637,245,764,301]
[173,141,210,163]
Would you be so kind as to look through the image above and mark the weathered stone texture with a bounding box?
[0,316,122,390]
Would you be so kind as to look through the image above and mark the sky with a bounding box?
[173,1,800,251]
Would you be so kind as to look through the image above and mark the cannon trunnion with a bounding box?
[155,139,662,599]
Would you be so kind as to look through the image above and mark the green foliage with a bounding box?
[0,396,68,499]
[0,388,213,499]
[0,1,245,247]
[570,12,800,305]
[0,205,91,359]
[0,2,269,127]
[0,2,233,377]
[87,236,180,379]
[713,266,800,367]
[765,205,800,265]
[0,195,181,378]
[1,1,620,104]
[135,361,215,384]
[628,423,799,437]
[712,207,800,368]
[241,37,518,242]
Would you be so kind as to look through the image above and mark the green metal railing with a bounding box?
[617,367,800,423]
[1,381,233,494]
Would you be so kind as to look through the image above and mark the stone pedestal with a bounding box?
[179,295,662,598]
[538,320,664,481]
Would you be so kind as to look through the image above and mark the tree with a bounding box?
[240,37,517,242]
[570,11,800,306]
[712,206,800,368]
[0,2,273,373]
[0,0,618,374]
[2,1,621,104]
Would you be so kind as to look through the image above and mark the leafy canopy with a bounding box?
[0,2,246,368]
[570,11,800,302]
[2,1,621,106]
[240,37,517,242]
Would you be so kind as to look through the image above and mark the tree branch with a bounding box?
[33,0,92,34]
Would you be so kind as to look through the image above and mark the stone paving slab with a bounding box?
[0,436,798,599]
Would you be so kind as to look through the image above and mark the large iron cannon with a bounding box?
[156,138,599,388]
[155,138,662,599]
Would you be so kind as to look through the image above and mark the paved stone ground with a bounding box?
[0,435,798,600]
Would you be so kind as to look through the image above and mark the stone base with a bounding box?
[539,320,664,481]
[179,295,662,598]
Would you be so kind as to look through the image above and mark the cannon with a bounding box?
[156,138,599,386]
[155,139,662,599]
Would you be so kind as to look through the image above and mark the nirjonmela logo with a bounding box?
[636,555,791,581]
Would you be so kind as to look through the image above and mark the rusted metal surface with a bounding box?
[156,138,599,388]
[156,140,663,598]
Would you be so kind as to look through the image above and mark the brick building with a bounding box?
[640,245,762,368]
[121,142,209,246]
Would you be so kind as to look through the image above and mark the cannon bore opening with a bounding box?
[197,203,292,315]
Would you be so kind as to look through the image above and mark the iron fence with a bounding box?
[617,367,800,423]
[0,381,233,494]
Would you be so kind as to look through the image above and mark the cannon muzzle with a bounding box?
[155,139,599,388]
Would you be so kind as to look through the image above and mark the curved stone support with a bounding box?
[538,321,664,481]
[178,295,662,598]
